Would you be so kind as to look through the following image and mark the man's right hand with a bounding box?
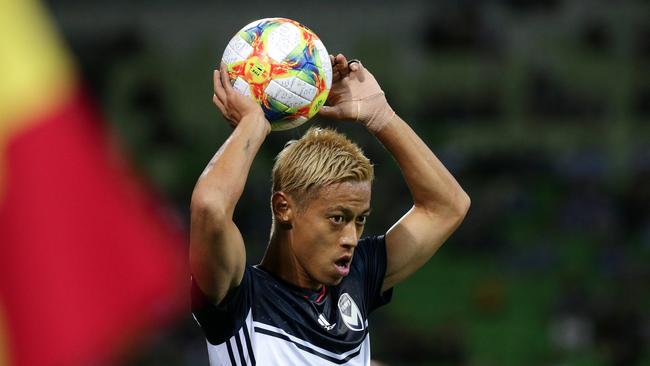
[190,64,270,305]
[213,63,269,130]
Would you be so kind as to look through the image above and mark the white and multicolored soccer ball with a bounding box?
[221,18,332,131]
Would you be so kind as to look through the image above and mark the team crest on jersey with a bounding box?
[338,293,364,331]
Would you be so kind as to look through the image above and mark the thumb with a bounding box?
[317,105,341,119]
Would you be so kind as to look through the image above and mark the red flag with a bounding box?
[0,1,186,365]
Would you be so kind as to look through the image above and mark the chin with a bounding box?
[325,276,343,286]
[311,268,344,287]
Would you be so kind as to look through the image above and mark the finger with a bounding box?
[335,53,348,66]
[212,94,234,122]
[317,105,341,119]
[330,54,342,83]
[332,54,347,67]
[350,61,366,82]
[212,93,226,112]
[213,69,227,104]
[334,54,350,77]
[332,67,342,83]
[331,54,343,82]
[348,59,362,72]
[220,63,234,93]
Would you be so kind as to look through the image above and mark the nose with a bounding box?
[340,221,359,249]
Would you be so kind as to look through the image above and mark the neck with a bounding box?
[260,228,322,291]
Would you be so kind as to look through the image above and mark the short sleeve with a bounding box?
[191,265,252,345]
[355,235,393,313]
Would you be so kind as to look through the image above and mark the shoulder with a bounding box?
[348,234,393,313]
[191,265,257,344]
[356,234,385,251]
[354,235,387,263]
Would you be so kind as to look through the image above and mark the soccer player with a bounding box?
[190,54,470,365]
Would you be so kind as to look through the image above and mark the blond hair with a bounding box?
[272,127,374,207]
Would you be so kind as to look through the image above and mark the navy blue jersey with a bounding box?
[192,235,393,365]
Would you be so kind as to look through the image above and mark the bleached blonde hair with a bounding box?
[272,127,374,208]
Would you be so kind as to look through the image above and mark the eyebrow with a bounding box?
[329,206,372,215]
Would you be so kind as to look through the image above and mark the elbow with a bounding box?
[445,190,470,228]
[454,190,471,219]
[437,189,471,224]
[190,192,230,225]
[414,189,470,224]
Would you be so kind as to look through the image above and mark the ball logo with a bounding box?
[250,63,265,77]
[338,293,364,331]
[244,57,270,84]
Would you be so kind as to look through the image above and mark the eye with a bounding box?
[356,215,367,225]
[330,215,344,225]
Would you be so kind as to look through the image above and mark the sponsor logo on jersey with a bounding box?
[338,293,364,331]
[317,313,336,331]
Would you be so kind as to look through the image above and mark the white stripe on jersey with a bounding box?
[252,321,369,361]
[204,309,372,365]
[206,310,256,366]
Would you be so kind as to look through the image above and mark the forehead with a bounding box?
[308,181,371,211]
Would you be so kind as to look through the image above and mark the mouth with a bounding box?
[334,255,352,277]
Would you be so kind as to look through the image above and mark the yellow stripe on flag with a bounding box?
[0,0,75,198]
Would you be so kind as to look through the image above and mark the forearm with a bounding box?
[189,114,268,301]
[375,113,470,290]
[321,56,469,290]
[191,113,270,217]
[373,114,469,214]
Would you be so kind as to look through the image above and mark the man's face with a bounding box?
[290,180,371,289]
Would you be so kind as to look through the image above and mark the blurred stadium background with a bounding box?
[3,0,649,365]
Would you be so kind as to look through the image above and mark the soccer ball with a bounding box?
[221,18,332,131]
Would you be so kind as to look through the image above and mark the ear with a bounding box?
[271,192,293,230]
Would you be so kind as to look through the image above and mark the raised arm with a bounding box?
[319,55,470,292]
[190,64,270,305]
[373,110,470,292]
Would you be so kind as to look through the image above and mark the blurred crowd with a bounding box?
[50,0,649,364]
